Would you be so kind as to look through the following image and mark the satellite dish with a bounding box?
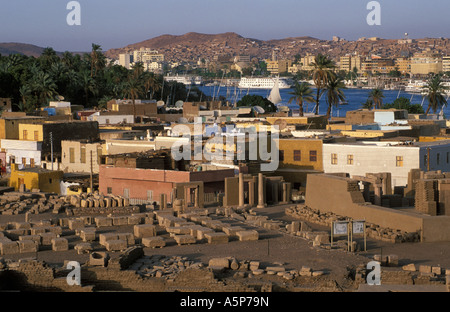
[273,119,287,130]
[178,117,188,123]
[175,100,184,108]
[252,106,265,114]
[56,95,65,101]
[157,101,165,107]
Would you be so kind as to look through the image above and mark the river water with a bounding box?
[199,86,449,118]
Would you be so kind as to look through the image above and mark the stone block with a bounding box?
[46,226,63,235]
[236,230,259,241]
[80,228,97,242]
[432,266,442,275]
[205,232,228,244]
[222,226,245,237]
[117,233,135,246]
[75,243,93,254]
[141,237,166,248]
[314,233,330,244]
[99,233,118,246]
[127,216,141,225]
[30,227,47,235]
[195,227,215,240]
[89,252,109,266]
[208,258,230,269]
[249,261,260,271]
[6,229,29,240]
[419,265,432,274]
[112,216,128,226]
[40,232,57,245]
[14,222,31,230]
[19,235,41,245]
[95,217,113,227]
[266,266,285,273]
[51,238,69,251]
[134,224,157,238]
[0,241,19,255]
[18,240,38,253]
[68,218,85,230]
[166,226,191,235]
[174,235,196,245]
[105,239,127,252]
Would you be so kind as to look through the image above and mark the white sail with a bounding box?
[268,77,282,105]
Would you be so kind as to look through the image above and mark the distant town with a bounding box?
[1,32,450,293]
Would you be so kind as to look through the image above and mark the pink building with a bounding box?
[99,165,235,203]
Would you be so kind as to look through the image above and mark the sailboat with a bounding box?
[268,76,282,105]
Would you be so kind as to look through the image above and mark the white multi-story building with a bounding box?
[323,140,450,187]
[119,53,133,70]
[0,139,42,168]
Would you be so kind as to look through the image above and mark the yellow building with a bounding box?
[0,117,44,143]
[443,56,450,73]
[410,52,443,75]
[19,123,44,141]
[339,56,352,72]
[395,57,411,75]
[266,59,292,75]
[301,54,316,71]
[9,164,63,194]
[277,138,323,171]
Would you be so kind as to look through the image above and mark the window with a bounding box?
[424,154,428,166]
[124,188,130,198]
[310,150,317,162]
[34,131,39,141]
[106,119,110,124]
[107,187,112,194]
[293,150,301,161]
[30,158,35,168]
[447,152,449,164]
[147,190,153,201]
[23,130,28,140]
[69,147,75,163]
[49,179,52,184]
[279,150,284,161]
[437,153,440,165]
[331,153,338,165]
[347,154,354,165]
[80,147,86,164]
[22,158,26,166]
[396,156,404,167]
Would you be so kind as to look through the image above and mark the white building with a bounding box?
[0,139,42,167]
[87,112,134,125]
[119,53,133,70]
[323,140,450,187]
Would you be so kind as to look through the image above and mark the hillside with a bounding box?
[0,42,60,57]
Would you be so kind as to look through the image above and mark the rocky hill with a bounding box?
[0,43,61,57]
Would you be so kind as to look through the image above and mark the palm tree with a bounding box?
[31,71,59,108]
[288,81,315,117]
[123,78,143,122]
[324,76,347,119]
[310,54,336,115]
[131,62,144,80]
[142,72,161,100]
[79,70,97,107]
[90,43,105,78]
[368,88,385,109]
[422,74,448,115]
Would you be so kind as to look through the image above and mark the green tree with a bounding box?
[324,76,346,119]
[382,97,424,114]
[368,88,385,109]
[236,95,276,113]
[123,78,143,122]
[422,74,448,115]
[288,81,315,117]
[310,54,336,115]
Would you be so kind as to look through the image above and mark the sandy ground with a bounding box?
[1,203,450,287]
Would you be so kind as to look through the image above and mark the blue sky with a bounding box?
[1,0,450,52]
